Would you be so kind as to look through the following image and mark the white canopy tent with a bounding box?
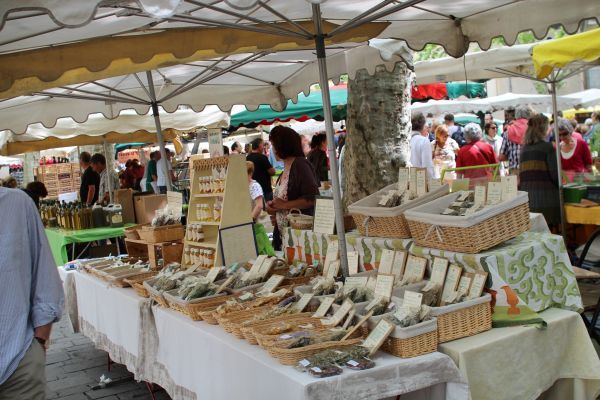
[565,88,600,108]
[2,0,597,275]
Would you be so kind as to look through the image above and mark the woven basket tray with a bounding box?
[404,192,530,253]
[381,318,438,358]
[131,282,150,298]
[242,312,317,345]
[110,270,157,288]
[163,290,230,321]
[431,294,492,343]
[348,183,449,238]
[218,305,274,334]
[269,338,363,366]
[143,279,170,307]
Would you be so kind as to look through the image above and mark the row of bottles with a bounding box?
[40,200,114,230]
[194,199,222,223]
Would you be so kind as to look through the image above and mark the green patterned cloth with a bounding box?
[283,229,582,327]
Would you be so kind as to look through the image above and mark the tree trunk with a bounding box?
[342,63,414,208]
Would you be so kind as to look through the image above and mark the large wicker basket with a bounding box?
[245,313,319,346]
[163,290,230,321]
[404,191,530,253]
[111,270,157,288]
[381,318,438,358]
[287,209,314,230]
[269,338,363,365]
[348,183,449,238]
[430,294,492,343]
[137,224,185,243]
[143,279,170,307]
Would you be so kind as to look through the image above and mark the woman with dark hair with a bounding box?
[307,132,329,183]
[23,181,48,209]
[266,126,319,250]
[519,114,560,229]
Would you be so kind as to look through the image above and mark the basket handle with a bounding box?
[289,208,302,216]
[362,216,374,237]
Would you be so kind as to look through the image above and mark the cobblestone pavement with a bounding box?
[46,317,171,400]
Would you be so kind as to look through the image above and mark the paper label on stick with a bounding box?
[428,178,442,192]
[257,257,275,278]
[248,255,267,279]
[326,260,340,279]
[501,176,518,201]
[391,251,407,281]
[166,191,183,215]
[347,251,359,276]
[205,266,222,283]
[405,255,427,282]
[441,264,462,303]
[374,274,395,301]
[487,182,503,205]
[299,359,311,367]
[362,319,395,356]
[313,198,335,234]
[216,275,235,294]
[323,299,354,326]
[344,277,368,293]
[323,243,339,274]
[409,168,417,196]
[468,272,488,299]
[398,168,409,192]
[458,276,472,294]
[403,290,423,309]
[293,293,314,313]
[416,169,427,197]
[430,257,449,287]
[259,275,284,294]
[378,249,395,275]
[474,186,486,208]
[312,297,335,318]
[185,263,201,274]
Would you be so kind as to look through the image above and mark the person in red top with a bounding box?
[558,118,592,180]
[456,123,498,179]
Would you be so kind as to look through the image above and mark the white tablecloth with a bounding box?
[72,272,152,379]
[439,308,600,400]
[151,305,468,400]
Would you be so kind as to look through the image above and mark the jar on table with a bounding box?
[197,226,204,242]
[184,248,191,265]
[213,203,221,222]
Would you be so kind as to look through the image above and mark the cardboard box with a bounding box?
[114,189,136,224]
[134,194,167,224]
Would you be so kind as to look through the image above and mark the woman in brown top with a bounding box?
[266,126,320,250]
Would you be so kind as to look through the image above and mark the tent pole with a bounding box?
[102,140,114,204]
[550,80,566,238]
[145,71,172,191]
[312,4,349,278]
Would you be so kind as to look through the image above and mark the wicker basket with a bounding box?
[348,183,449,238]
[163,290,230,321]
[381,318,438,358]
[137,224,185,243]
[217,305,274,334]
[287,209,313,230]
[242,312,316,345]
[269,338,363,365]
[131,282,150,298]
[404,191,530,253]
[110,270,157,288]
[251,314,324,347]
[430,294,492,343]
[143,279,170,307]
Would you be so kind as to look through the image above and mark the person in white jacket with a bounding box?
[410,112,435,178]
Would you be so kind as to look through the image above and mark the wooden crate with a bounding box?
[125,239,183,269]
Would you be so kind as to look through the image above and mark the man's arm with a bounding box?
[420,139,436,178]
[86,184,95,204]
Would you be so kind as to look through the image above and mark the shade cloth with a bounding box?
[439,308,600,400]
[283,228,581,327]
[533,27,600,79]
[45,226,129,265]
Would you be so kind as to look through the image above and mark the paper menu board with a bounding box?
[391,251,407,281]
[487,182,503,205]
[430,257,449,287]
[313,198,336,234]
[468,272,488,299]
[416,169,427,196]
[258,275,284,294]
[378,249,396,275]
[322,299,354,326]
[293,293,315,313]
[374,274,395,301]
[205,266,223,283]
[441,264,462,303]
[403,290,423,309]
[344,276,368,293]
[398,168,409,192]
[474,186,486,208]
[312,297,335,318]
[362,319,395,356]
[409,167,417,196]
[501,175,518,201]
[404,255,427,282]
[347,251,360,276]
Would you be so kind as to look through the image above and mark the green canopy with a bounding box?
[230,86,348,128]
[446,82,487,99]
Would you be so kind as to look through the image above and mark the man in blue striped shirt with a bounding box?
[0,187,64,399]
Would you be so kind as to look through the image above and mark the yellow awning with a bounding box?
[2,130,179,156]
[0,22,387,99]
[533,28,600,79]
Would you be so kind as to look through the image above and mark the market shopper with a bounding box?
[131,159,144,191]
[247,161,275,256]
[266,126,319,251]
[231,141,243,154]
[1,176,17,188]
[456,123,498,179]
[157,150,177,194]
[79,151,99,204]
[91,153,118,205]
[410,112,435,178]
[558,118,593,178]
[307,132,329,183]
[145,151,159,193]
[500,106,532,175]
[246,138,276,202]
[22,181,48,209]
[0,187,64,400]
[431,124,459,179]
[519,114,561,229]
[445,114,466,147]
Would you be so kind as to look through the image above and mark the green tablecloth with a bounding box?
[283,228,582,327]
[45,226,129,266]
